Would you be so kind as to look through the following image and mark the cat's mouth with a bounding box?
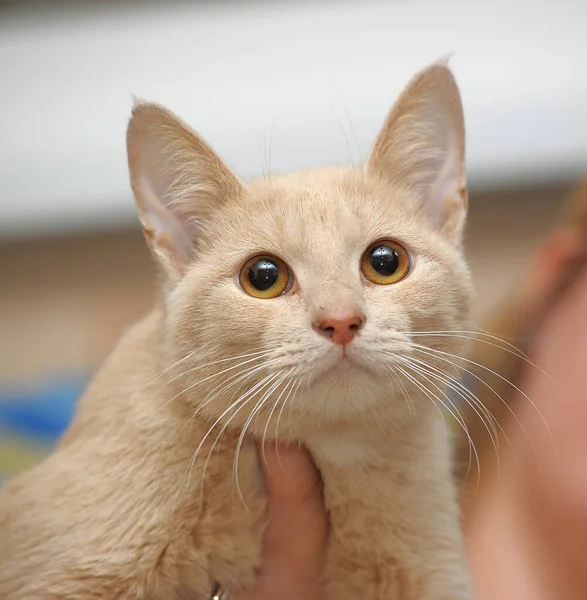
[333,353,355,370]
[312,347,366,383]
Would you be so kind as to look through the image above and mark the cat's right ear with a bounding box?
[365,62,467,243]
[127,102,243,279]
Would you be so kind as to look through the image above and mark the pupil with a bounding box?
[370,245,399,276]
[248,259,279,291]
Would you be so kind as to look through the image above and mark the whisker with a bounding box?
[387,369,415,417]
[411,329,531,357]
[397,363,484,485]
[191,359,280,420]
[171,360,276,446]
[166,353,279,410]
[337,85,364,198]
[395,365,451,438]
[261,378,295,469]
[410,330,557,385]
[204,372,283,507]
[400,358,485,485]
[143,348,199,386]
[147,348,273,390]
[365,400,389,433]
[233,371,290,507]
[186,372,279,496]
[330,101,355,170]
[167,349,274,389]
[403,354,501,447]
[274,376,304,469]
[340,91,363,166]
[405,355,522,486]
[151,353,276,423]
[411,343,550,448]
[430,356,533,460]
[330,97,361,210]
[399,361,473,442]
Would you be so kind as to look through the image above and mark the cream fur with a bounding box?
[0,63,475,599]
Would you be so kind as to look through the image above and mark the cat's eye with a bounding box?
[239,255,292,299]
[361,240,410,285]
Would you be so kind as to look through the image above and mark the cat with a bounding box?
[0,62,475,599]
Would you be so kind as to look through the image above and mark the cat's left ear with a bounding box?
[366,62,468,243]
[127,101,244,279]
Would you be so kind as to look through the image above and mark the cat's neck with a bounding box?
[305,411,443,471]
[61,309,192,448]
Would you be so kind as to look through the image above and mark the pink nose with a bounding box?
[313,315,364,346]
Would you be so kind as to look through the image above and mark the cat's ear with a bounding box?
[366,62,467,242]
[127,101,243,277]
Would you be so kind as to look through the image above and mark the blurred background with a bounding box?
[1,0,586,480]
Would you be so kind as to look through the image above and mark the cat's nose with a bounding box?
[313,314,364,346]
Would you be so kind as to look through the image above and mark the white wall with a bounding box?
[1,0,586,238]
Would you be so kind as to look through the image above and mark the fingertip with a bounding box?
[260,441,307,469]
[257,441,322,503]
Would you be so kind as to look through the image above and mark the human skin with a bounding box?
[236,443,327,600]
[465,227,587,600]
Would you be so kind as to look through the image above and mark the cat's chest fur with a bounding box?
[308,430,385,466]
[186,431,267,594]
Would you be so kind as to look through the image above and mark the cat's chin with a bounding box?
[308,352,387,406]
[312,352,364,384]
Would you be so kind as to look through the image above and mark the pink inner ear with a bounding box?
[425,137,464,226]
[139,173,194,265]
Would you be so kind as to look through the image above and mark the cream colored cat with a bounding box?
[0,63,475,599]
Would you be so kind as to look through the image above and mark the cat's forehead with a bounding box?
[232,166,420,257]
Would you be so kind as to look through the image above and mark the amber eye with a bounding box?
[361,240,410,285]
[239,255,291,299]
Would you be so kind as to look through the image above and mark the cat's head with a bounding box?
[127,63,473,437]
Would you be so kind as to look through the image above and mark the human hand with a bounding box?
[233,443,328,600]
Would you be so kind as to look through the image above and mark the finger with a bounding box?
[256,443,327,596]
[260,442,323,507]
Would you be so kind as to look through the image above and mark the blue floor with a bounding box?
[0,378,85,484]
